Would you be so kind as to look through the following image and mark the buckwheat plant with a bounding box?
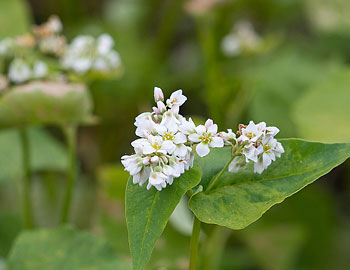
[0,15,122,228]
[123,87,350,270]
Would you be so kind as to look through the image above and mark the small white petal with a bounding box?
[196,142,210,157]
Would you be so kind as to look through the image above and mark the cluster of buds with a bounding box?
[121,87,224,190]
[221,20,262,57]
[61,34,121,74]
[0,15,121,86]
[122,88,284,191]
[33,15,66,56]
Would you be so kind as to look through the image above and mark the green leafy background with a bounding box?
[0,0,350,269]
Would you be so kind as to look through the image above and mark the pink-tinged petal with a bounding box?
[154,87,164,102]
[196,142,210,157]
[188,133,201,143]
[210,136,224,148]
[205,119,214,129]
[174,132,187,144]
[170,89,182,101]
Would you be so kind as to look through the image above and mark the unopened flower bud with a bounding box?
[151,156,160,163]
[154,87,164,102]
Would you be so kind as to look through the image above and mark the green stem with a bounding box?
[60,125,77,223]
[19,128,34,228]
[190,216,201,270]
[206,154,235,193]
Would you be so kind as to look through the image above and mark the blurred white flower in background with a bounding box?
[8,59,32,83]
[62,34,121,74]
[221,20,262,57]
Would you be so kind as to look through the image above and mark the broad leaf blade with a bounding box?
[126,166,201,270]
[7,226,131,270]
[189,139,350,230]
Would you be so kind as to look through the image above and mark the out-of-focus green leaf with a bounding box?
[0,82,94,128]
[126,166,201,270]
[0,212,22,257]
[293,69,350,143]
[242,224,304,270]
[189,139,350,229]
[98,165,129,200]
[242,48,336,137]
[0,0,30,39]
[7,226,131,270]
[0,127,66,182]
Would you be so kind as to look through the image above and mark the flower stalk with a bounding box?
[19,127,34,228]
[190,215,201,270]
[60,125,77,223]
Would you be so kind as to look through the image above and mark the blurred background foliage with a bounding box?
[0,0,349,269]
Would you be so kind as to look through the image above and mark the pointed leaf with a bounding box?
[126,166,201,270]
[189,139,350,230]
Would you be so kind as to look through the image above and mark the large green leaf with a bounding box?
[0,0,30,39]
[0,127,67,182]
[189,139,350,230]
[7,226,131,270]
[126,166,202,270]
[293,69,350,143]
[0,81,93,128]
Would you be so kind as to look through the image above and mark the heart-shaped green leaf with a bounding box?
[0,81,94,128]
[126,166,202,270]
[189,139,350,230]
[7,225,131,270]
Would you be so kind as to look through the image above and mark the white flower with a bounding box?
[221,34,241,57]
[254,137,284,174]
[135,112,158,137]
[179,117,196,135]
[147,168,168,190]
[140,136,169,155]
[62,34,121,74]
[153,101,166,115]
[33,61,48,78]
[219,129,236,145]
[238,121,264,143]
[154,87,164,102]
[121,154,144,176]
[156,124,188,157]
[160,110,181,132]
[188,119,224,157]
[0,38,13,56]
[8,59,32,83]
[166,89,187,108]
[96,34,114,55]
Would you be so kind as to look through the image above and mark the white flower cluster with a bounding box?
[122,88,284,191]
[8,59,48,84]
[121,87,224,190]
[227,121,284,174]
[221,20,262,57]
[62,34,121,74]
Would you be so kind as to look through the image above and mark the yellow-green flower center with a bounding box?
[200,132,212,144]
[163,133,174,141]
